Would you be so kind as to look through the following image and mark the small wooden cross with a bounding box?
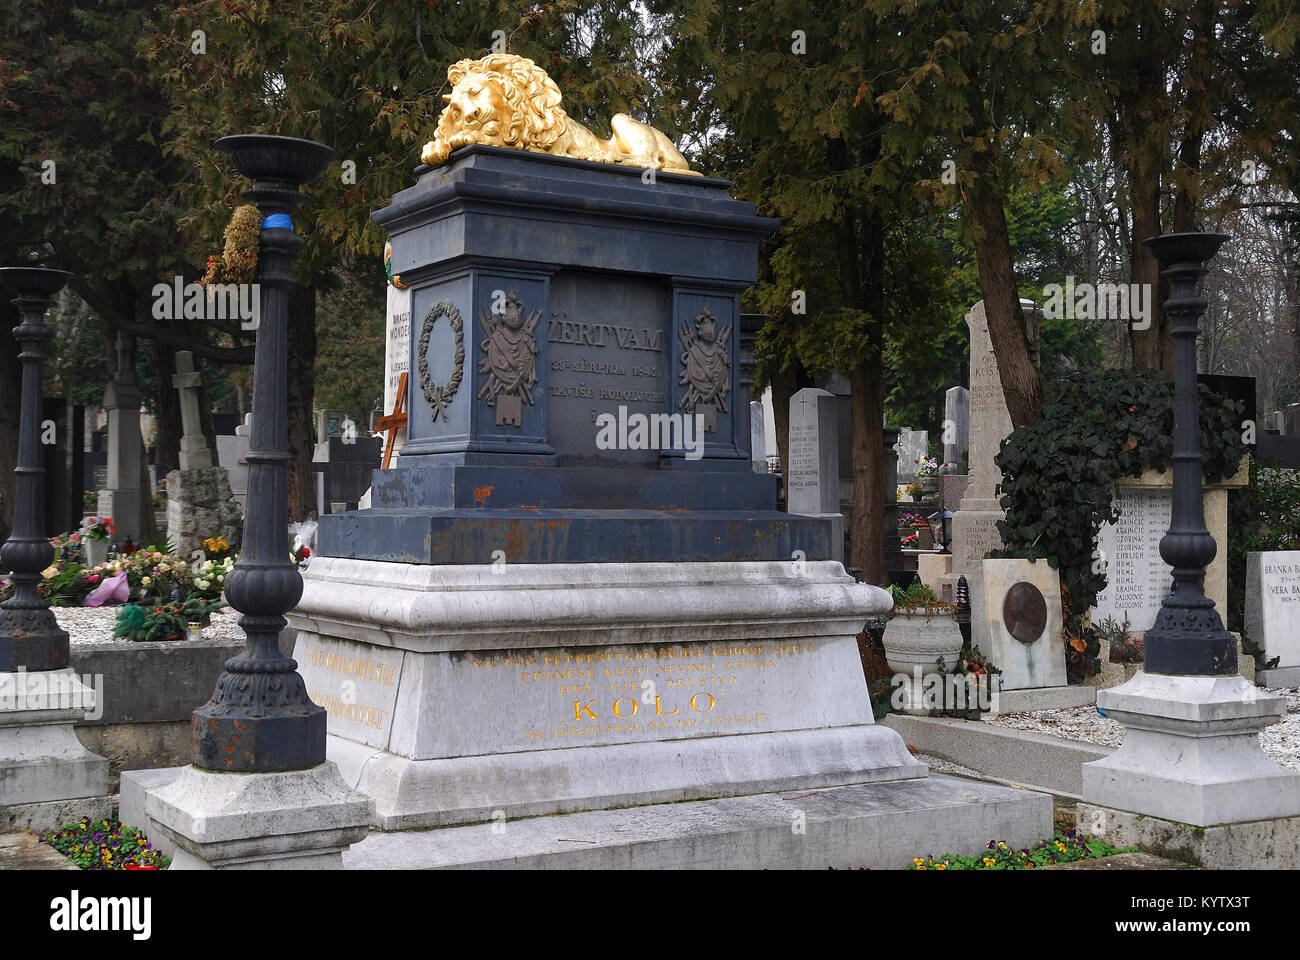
[376,371,409,469]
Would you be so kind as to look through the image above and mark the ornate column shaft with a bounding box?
[0,268,72,671]
[1142,232,1233,676]
[191,135,335,771]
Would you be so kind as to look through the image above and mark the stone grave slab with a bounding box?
[1248,550,1300,686]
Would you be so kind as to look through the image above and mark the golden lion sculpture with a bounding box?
[421,53,698,175]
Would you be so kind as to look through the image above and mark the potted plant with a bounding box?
[915,455,943,497]
[79,515,114,568]
[881,583,964,714]
[898,512,933,550]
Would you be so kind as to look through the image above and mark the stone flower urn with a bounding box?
[84,538,108,569]
[882,606,965,714]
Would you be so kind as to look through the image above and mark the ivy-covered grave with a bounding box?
[993,369,1245,683]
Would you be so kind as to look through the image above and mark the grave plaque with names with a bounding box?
[1093,486,1173,632]
[787,388,837,516]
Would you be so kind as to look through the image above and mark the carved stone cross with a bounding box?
[173,349,213,470]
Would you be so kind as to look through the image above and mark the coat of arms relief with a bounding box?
[678,307,731,434]
[477,290,541,426]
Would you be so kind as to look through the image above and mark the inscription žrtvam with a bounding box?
[677,307,730,434]
[477,290,541,427]
[417,300,465,423]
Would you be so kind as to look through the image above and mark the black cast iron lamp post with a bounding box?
[0,267,73,671]
[191,134,335,772]
[1141,232,1233,676]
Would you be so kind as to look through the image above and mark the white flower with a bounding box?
[197,579,210,590]
[141,576,152,586]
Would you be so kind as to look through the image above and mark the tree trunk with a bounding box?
[1119,32,1169,372]
[967,157,1043,427]
[1128,174,1168,371]
[849,361,885,584]
[149,339,182,474]
[287,283,317,522]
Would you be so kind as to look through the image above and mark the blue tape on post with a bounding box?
[262,214,293,230]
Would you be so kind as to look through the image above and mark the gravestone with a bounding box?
[883,426,903,577]
[165,350,242,557]
[1247,551,1300,686]
[787,387,843,562]
[97,333,143,542]
[895,428,929,483]
[947,299,1038,653]
[315,409,349,444]
[214,412,252,513]
[383,277,412,462]
[1091,466,1245,636]
[943,385,969,471]
[285,137,1045,864]
[312,435,382,515]
[979,559,1091,711]
[749,400,766,472]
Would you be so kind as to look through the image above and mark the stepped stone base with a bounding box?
[1078,803,1300,870]
[344,775,1052,870]
[0,669,111,833]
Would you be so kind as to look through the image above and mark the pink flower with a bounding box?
[87,574,100,583]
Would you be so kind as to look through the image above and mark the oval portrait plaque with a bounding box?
[1003,581,1048,645]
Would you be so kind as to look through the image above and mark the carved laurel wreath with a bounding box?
[417,300,465,422]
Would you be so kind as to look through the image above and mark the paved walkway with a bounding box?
[0,832,78,870]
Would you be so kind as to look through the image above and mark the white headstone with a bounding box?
[1246,551,1300,669]
[216,412,252,513]
[943,385,969,471]
[981,558,1067,690]
[749,400,767,473]
[787,387,843,562]
[895,428,929,482]
[383,283,412,462]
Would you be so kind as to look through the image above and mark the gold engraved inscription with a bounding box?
[493,642,814,741]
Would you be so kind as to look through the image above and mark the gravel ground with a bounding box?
[915,752,989,779]
[986,688,1300,771]
[53,605,245,645]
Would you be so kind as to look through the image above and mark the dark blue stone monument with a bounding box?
[319,144,833,563]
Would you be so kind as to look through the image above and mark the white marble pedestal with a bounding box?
[1083,672,1300,827]
[124,762,372,869]
[0,669,111,832]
